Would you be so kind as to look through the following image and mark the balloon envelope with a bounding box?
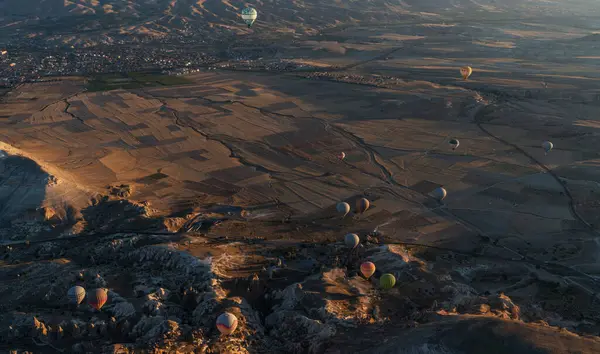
[379,273,396,289]
[449,138,459,150]
[345,233,360,249]
[542,141,553,153]
[432,187,447,201]
[216,312,239,335]
[356,198,370,214]
[460,66,472,80]
[241,7,257,27]
[336,202,350,217]
[88,288,108,310]
[360,262,376,278]
[337,152,346,160]
[68,286,86,305]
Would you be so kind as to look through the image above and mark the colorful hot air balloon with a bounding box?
[67,286,86,305]
[337,152,346,160]
[241,7,258,28]
[88,288,108,310]
[360,262,376,279]
[379,273,396,289]
[460,66,472,80]
[356,198,370,214]
[542,141,553,155]
[216,312,238,335]
[449,138,459,150]
[344,233,360,249]
[432,187,447,201]
[336,202,350,218]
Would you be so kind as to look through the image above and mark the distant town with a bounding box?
[0,39,308,87]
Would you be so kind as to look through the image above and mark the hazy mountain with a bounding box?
[1,0,599,48]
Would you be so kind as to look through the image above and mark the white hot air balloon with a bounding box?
[336,202,350,218]
[432,187,447,201]
[449,138,460,150]
[216,312,239,335]
[344,233,360,249]
[241,8,258,28]
[542,141,553,155]
[68,286,86,305]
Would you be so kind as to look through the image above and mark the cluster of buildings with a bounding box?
[0,39,326,87]
[0,45,221,87]
[303,72,404,87]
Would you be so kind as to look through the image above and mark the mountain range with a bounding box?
[2,0,600,48]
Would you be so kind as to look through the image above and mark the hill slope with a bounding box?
[1,0,600,47]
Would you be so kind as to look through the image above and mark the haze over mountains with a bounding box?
[2,0,600,47]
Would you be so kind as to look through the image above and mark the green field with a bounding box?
[87,72,192,92]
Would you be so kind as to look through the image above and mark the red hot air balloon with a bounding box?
[360,262,376,279]
[89,288,108,310]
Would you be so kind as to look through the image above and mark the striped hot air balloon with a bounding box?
[360,262,376,279]
[216,312,238,335]
[67,286,86,305]
[241,7,258,28]
[88,288,108,310]
[379,273,396,289]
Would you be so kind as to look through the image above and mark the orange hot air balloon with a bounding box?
[337,152,346,160]
[460,66,472,80]
[356,198,370,214]
[89,288,108,310]
[360,261,376,279]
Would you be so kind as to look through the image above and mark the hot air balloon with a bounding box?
[432,187,447,201]
[360,262,376,279]
[67,286,86,305]
[9,63,15,67]
[460,66,472,80]
[241,7,258,28]
[345,233,360,249]
[542,141,553,155]
[356,198,370,214]
[336,202,350,218]
[88,288,108,310]
[216,312,238,335]
[337,152,346,160]
[449,138,459,150]
[379,273,396,289]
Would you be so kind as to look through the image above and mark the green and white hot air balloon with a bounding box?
[241,7,258,28]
